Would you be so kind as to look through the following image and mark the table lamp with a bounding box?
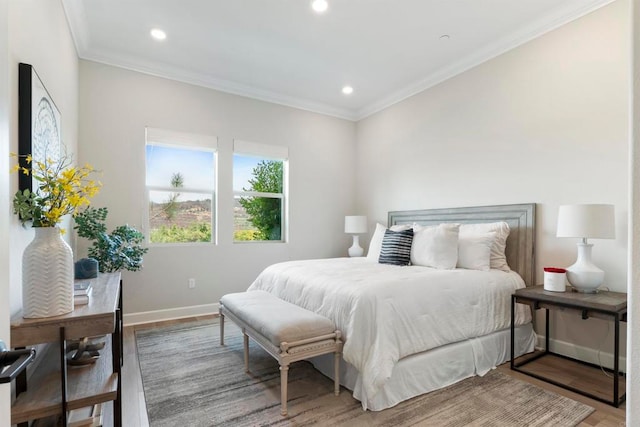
[345,215,367,257]
[556,204,615,293]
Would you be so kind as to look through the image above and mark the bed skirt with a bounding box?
[310,323,536,411]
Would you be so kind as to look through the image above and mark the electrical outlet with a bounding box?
[188,278,196,289]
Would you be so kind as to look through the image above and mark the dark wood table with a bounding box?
[510,285,627,407]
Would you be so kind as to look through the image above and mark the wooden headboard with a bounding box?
[388,203,536,286]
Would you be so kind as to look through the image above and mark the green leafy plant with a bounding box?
[239,160,283,240]
[74,207,149,272]
[150,222,211,243]
[233,229,261,241]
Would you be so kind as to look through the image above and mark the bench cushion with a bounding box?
[220,291,336,346]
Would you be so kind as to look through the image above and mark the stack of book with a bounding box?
[74,281,92,306]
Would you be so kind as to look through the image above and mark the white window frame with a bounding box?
[233,139,289,243]
[145,127,218,246]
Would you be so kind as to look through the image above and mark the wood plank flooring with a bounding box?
[121,316,626,427]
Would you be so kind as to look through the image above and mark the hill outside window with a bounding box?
[233,140,288,242]
[145,128,217,244]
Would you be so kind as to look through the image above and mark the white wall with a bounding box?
[78,60,356,317]
[356,1,629,353]
[8,0,79,315]
[0,0,10,421]
[1,0,77,418]
[629,0,638,422]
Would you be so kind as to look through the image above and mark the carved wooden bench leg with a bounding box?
[334,351,340,396]
[280,363,289,416]
[220,312,225,346]
[243,330,249,373]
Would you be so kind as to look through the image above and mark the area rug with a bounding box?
[136,319,594,427]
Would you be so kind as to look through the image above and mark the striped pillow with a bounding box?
[378,228,414,266]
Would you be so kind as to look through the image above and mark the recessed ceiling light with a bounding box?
[342,86,354,95]
[311,0,328,14]
[150,28,167,41]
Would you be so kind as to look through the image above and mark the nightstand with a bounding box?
[510,285,627,407]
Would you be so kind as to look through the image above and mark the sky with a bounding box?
[233,154,264,192]
[145,145,274,202]
[146,144,214,189]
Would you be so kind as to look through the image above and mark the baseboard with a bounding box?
[536,334,627,373]
[124,303,219,326]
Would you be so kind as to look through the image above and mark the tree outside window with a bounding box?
[233,154,286,242]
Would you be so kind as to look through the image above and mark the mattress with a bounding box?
[247,257,532,405]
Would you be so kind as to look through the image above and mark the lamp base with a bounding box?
[566,243,604,293]
[348,235,364,257]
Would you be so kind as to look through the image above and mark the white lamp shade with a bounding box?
[345,216,367,234]
[556,204,615,239]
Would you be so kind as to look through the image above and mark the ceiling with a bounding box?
[62,0,613,121]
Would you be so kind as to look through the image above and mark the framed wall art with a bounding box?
[18,62,61,193]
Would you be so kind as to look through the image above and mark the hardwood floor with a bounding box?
[121,317,626,427]
[497,361,626,427]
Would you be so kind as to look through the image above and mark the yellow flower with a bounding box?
[61,169,76,181]
[11,152,102,227]
[67,194,82,207]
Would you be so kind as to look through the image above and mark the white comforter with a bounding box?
[247,257,531,403]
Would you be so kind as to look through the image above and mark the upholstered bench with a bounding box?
[219,290,343,416]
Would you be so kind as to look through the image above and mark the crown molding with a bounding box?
[63,0,614,123]
[80,50,359,121]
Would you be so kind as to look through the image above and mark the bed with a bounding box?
[247,203,537,410]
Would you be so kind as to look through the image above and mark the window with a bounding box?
[145,128,217,244]
[233,140,288,242]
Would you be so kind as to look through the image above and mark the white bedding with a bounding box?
[247,257,532,405]
[311,323,536,410]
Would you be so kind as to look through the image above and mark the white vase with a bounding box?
[22,227,74,318]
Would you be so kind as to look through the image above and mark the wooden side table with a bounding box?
[10,272,123,426]
[510,285,627,407]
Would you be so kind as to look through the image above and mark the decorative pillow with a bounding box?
[366,223,412,262]
[410,223,460,269]
[459,222,511,271]
[378,228,414,266]
[457,231,496,271]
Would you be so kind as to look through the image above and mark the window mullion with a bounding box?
[233,191,283,199]
[148,185,213,194]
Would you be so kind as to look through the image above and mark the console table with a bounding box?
[510,285,627,407]
[10,272,123,426]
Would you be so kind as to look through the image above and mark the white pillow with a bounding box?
[410,223,460,269]
[366,223,412,262]
[459,222,511,271]
[457,232,496,271]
